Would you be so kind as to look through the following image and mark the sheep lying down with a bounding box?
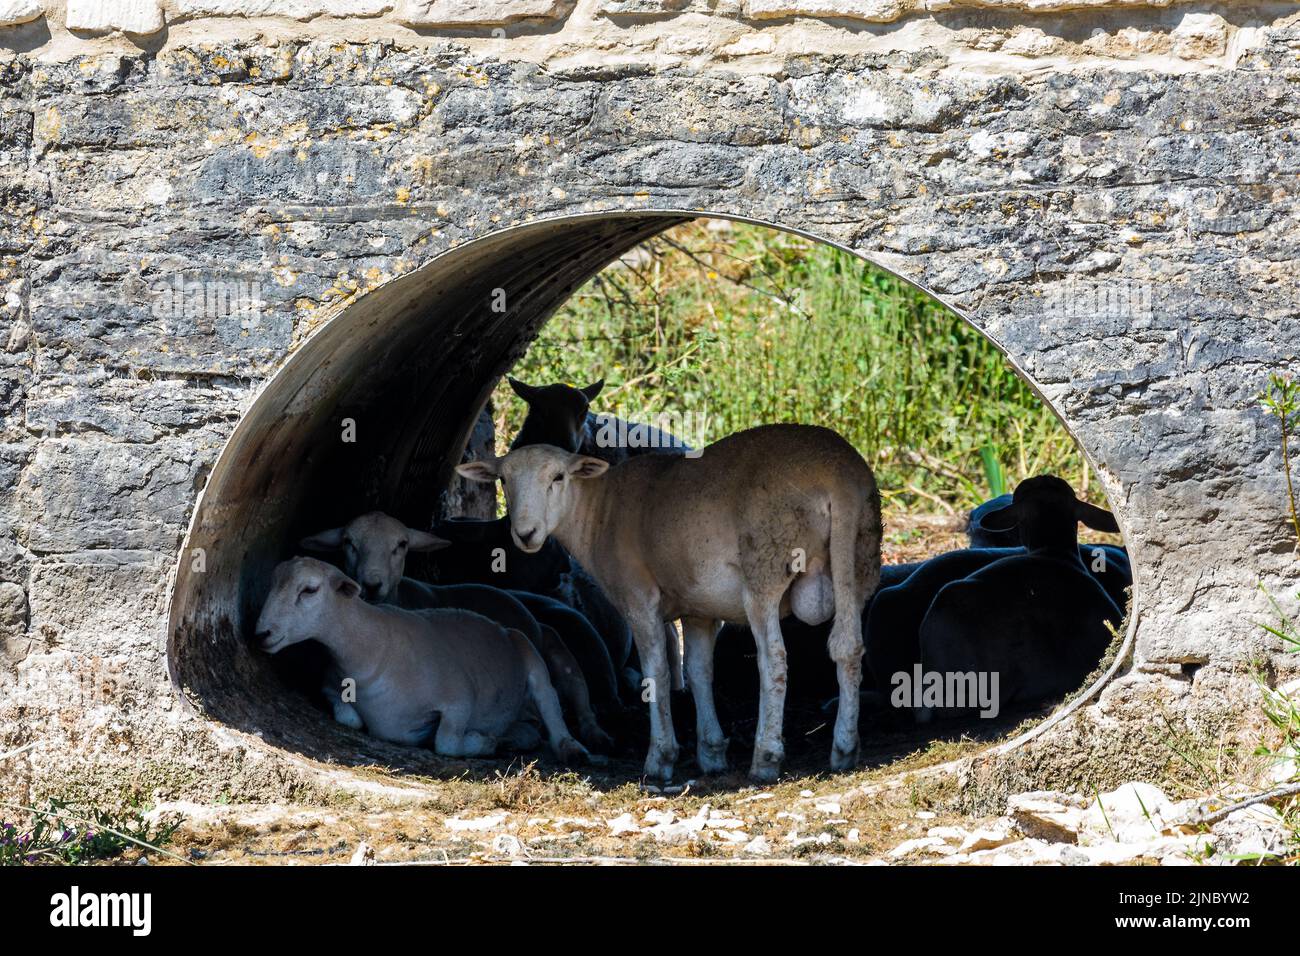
[254,557,587,763]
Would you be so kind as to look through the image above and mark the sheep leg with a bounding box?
[534,625,615,754]
[827,610,864,771]
[322,667,364,730]
[522,644,589,766]
[665,621,685,692]
[628,604,679,781]
[744,593,788,784]
[826,502,876,772]
[460,731,499,756]
[432,714,474,757]
[682,616,728,774]
[332,699,364,731]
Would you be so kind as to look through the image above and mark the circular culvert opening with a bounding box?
[165,212,1132,778]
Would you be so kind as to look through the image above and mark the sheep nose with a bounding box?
[515,526,539,548]
[363,581,382,599]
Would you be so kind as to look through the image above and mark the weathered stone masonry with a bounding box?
[0,1,1297,803]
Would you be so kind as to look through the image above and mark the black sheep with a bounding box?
[917,475,1125,720]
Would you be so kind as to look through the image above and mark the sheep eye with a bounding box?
[551,473,565,485]
[299,585,319,600]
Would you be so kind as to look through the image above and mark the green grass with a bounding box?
[493,219,1099,514]
[0,798,182,866]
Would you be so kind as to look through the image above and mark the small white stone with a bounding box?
[1080,782,1183,846]
[743,835,771,855]
[173,1,395,22]
[888,836,949,859]
[66,0,165,34]
[348,841,375,865]
[747,0,914,24]
[607,812,642,835]
[927,826,967,842]
[398,0,571,27]
[0,0,42,28]
[719,33,776,58]
[1171,12,1228,59]
[958,823,1016,853]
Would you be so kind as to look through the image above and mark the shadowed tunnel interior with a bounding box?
[165,211,1126,775]
[167,214,690,770]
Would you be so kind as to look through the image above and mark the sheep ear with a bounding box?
[508,377,540,403]
[978,502,1019,532]
[456,459,500,484]
[407,529,451,552]
[300,527,345,551]
[568,455,609,480]
[334,575,361,599]
[1075,500,1119,533]
[580,379,604,402]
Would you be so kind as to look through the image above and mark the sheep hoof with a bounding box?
[333,702,364,730]
[697,738,729,774]
[580,721,617,756]
[748,752,782,784]
[830,742,859,772]
[644,748,677,782]
[557,738,589,766]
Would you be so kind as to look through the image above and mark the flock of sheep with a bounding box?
[254,377,1130,783]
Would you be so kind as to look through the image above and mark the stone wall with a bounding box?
[1,2,1298,804]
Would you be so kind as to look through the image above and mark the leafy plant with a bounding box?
[495,219,1101,513]
[1261,373,1300,547]
[978,444,1007,499]
[0,798,182,866]
[1244,371,1300,861]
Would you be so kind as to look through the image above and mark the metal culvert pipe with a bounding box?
[165,214,688,769]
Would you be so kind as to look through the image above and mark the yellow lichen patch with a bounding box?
[271,266,298,287]
[395,187,411,205]
[37,106,61,142]
[243,132,278,159]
